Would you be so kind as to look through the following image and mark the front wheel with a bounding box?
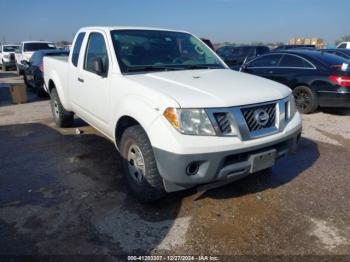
[120,125,166,202]
[293,86,318,114]
[50,88,74,127]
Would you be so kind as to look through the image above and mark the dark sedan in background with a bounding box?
[23,49,69,97]
[272,45,315,51]
[240,50,350,113]
[321,49,350,60]
[216,45,270,69]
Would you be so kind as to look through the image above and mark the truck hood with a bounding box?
[126,69,291,108]
[22,52,35,62]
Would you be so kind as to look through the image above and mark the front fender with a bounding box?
[112,95,165,146]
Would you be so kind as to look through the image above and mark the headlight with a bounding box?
[163,108,216,136]
[4,54,9,59]
[289,94,297,119]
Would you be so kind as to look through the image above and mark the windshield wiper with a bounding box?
[126,66,181,73]
[182,64,224,70]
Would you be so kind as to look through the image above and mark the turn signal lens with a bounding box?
[329,75,350,87]
[163,107,180,129]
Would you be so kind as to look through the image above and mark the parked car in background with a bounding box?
[23,49,69,97]
[0,44,19,71]
[216,45,270,69]
[272,45,315,51]
[321,49,350,60]
[44,26,301,202]
[15,41,56,75]
[241,50,350,113]
[337,42,350,49]
[200,38,215,50]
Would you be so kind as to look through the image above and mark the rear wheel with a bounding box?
[50,88,74,127]
[293,86,318,114]
[120,125,166,202]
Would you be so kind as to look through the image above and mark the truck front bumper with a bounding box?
[2,59,16,67]
[153,127,302,192]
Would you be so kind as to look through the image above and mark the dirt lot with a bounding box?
[0,71,349,260]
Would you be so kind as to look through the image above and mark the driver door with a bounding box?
[72,31,111,133]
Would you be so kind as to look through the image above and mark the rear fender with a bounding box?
[48,72,71,111]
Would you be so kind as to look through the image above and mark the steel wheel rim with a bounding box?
[127,144,145,184]
[294,89,311,111]
[53,100,60,119]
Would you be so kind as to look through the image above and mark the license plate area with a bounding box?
[249,149,276,173]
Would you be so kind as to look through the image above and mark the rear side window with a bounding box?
[71,32,86,67]
[338,43,346,48]
[279,54,313,68]
[248,54,283,67]
[84,32,109,75]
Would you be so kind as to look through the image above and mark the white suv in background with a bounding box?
[0,44,19,71]
[15,41,56,75]
[337,42,350,49]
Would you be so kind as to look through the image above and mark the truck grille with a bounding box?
[10,53,15,62]
[214,113,232,134]
[241,103,276,132]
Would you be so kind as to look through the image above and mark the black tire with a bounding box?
[120,125,166,202]
[23,73,30,88]
[50,88,74,127]
[16,64,21,75]
[36,86,47,98]
[293,86,318,114]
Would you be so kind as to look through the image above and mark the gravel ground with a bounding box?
[0,71,349,260]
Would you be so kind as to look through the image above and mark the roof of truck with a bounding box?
[79,26,189,33]
[20,41,54,44]
[2,44,20,46]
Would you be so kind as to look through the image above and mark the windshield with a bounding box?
[3,46,19,52]
[24,43,56,52]
[110,30,225,73]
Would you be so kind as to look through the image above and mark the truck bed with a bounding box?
[43,56,69,100]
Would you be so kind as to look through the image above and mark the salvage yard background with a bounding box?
[0,70,349,257]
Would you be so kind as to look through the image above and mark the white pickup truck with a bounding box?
[0,44,19,71]
[16,41,56,75]
[44,27,302,202]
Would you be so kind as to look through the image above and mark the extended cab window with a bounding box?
[84,33,109,75]
[279,55,313,68]
[338,43,346,48]
[247,54,283,68]
[71,32,86,67]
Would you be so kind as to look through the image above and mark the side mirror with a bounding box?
[92,57,105,76]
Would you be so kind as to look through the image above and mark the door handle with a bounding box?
[78,78,84,83]
[268,70,274,74]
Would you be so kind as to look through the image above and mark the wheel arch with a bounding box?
[115,115,144,149]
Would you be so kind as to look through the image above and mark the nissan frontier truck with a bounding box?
[44,27,302,202]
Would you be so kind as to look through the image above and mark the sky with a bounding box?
[1,0,349,45]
